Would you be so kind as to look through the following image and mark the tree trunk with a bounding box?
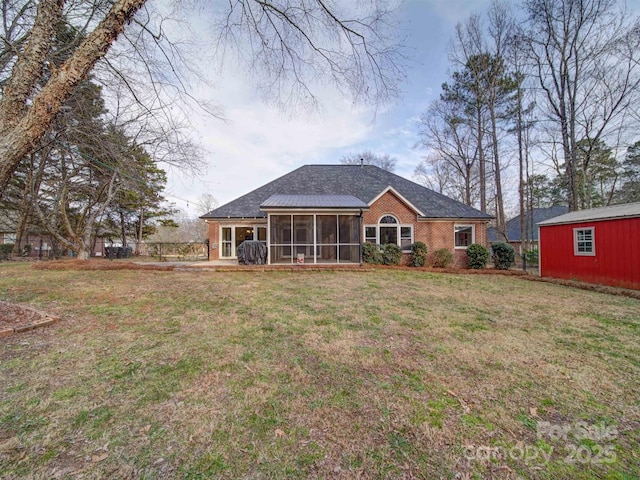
[477,105,486,213]
[136,208,144,255]
[489,104,506,241]
[120,210,127,248]
[0,0,147,197]
[517,87,526,252]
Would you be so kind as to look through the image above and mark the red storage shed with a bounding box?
[538,202,640,290]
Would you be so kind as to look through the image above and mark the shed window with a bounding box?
[574,227,595,256]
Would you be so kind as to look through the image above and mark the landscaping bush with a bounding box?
[523,249,539,266]
[410,241,428,267]
[466,243,489,269]
[433,248,453,268]
[0,243,14,260]
[491,242,515,270]
[362,243,383,264]
[381,243,403,265]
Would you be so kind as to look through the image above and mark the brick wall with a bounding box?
[365,190,489,267]
[207,221,221,260]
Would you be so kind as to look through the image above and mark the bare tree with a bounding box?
[340,150,397,172]
[415,99,479,206]
[0,0,405,198]
[195,193,218,215]
[0,0,148,198]
[522,0,640,211]
[413,153,477,205]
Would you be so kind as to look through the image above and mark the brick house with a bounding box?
[200,164,492,266]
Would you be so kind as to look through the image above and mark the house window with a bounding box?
[365,226,377,244]
[364,215,413,252]
[454,225,474,248]
[574,227,595,256]
[3,233,16,244]
[221,227,232,257]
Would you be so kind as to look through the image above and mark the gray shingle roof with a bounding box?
[537,202,640,226]
[261,194,369,209]
[487,205,569,242]
[201,164,492,220]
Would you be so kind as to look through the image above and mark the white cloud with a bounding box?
[166,91,374,214]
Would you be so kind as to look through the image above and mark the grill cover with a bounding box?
[237,240,268,265]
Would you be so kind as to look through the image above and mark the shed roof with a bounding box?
[201,165,492,220]
[538,202,640,226]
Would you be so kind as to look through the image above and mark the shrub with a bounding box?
[362,243,383,264]
[491,242,515,270]
[433,248,453,268]
[466,243,489,269]
[410,241,428,267]
[381,243,403,265]
[523,249,539,266]
[0,243,14,260]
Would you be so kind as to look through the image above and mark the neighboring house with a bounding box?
[538,202,640,290]
[0,215,16,246]
[487,205,569,253]
[200,164,492,266]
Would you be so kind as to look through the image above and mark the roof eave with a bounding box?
[539,213,640,226]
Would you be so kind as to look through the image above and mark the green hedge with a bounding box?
[362,243,383,264]
[362,243,403,266]
[381,243,403,265]
[433,248,453,268]
[523,249,539,266]
[410,241,428,267]
[0,243,14,260]
[466,243,489,269]
[491,242,515,270]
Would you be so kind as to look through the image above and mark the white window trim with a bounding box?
[454,224,475,249]
[365,215,414,252]
[3,233,17,243]
[573,227,595,256]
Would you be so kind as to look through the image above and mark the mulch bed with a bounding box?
[32,259,176,271]
[0,301,60,338]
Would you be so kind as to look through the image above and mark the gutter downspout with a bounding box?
[359,209,363,267]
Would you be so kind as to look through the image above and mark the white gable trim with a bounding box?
[368,186,425,217]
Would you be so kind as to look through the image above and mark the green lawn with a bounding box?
[1,262,639,479]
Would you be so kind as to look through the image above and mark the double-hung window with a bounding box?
[574,227,595,256]
[454,225,474,248]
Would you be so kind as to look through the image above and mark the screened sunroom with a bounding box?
[260,194,368,265]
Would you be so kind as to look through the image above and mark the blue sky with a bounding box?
[163,0,497,215]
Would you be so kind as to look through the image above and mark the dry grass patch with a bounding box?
[0,263,638,479]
